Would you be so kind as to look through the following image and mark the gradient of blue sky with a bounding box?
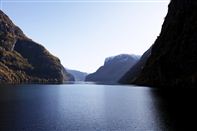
[1,0,170,73]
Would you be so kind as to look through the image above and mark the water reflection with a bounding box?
[150,88,197,131]
[1,84,195,130]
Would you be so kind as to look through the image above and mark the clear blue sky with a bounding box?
[1,0,169,73]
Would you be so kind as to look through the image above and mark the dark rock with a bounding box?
[122,0,197,88]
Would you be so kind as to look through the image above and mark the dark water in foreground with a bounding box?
[0,84,196,131]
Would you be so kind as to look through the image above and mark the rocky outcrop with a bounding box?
[0,10,73,83]
[122,0,197,87]
[86,54,140,83]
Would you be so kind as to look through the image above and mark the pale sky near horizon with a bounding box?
[0,0,170,73]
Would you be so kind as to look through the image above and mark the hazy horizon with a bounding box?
[0,0,169,73]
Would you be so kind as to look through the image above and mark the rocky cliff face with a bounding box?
[0,11,25,51]
[0,10,73,83]
[124,0,197,87]
[86,54,140,83]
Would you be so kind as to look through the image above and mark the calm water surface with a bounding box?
[0,84,195,131]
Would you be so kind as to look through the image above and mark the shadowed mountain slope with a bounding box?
[121,0,197,88]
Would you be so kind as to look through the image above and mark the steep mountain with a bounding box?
[67,69,88,81]
[85,54,140,83]
[0,10,73,83]
[122,0,197,87]
[120,47,151,83]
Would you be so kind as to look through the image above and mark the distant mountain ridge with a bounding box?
[66,69,88,81]
[85,54,140,83]
[0,10,73,83]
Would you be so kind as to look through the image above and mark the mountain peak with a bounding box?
[86,54,140,83]
[104,54,140,66]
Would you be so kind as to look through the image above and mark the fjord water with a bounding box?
[0,84,195,130]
